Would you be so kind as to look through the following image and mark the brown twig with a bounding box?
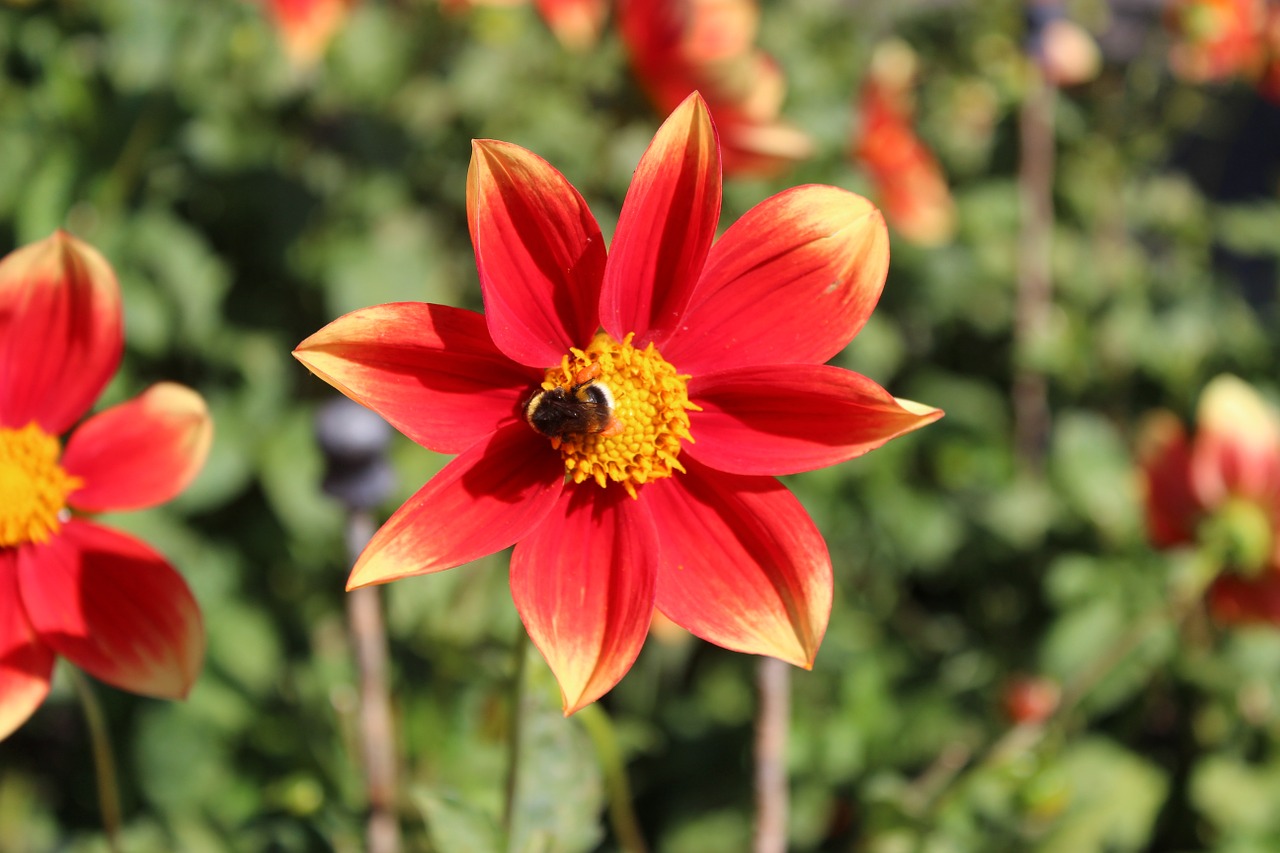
[754,657,791,853]
[345,510,402,853]
[1013,63,1058,471]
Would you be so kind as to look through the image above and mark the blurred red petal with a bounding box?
[1136,411,1201,549]
[687,365,941,475]
[63,383,212,513]
[511,486,659,714]
[601,92,721,348]
[467,140,607,367]
[665,185,889,374]
[294,303,539,454]
[267,0,352,66]
[534,0,608,49]
[0,551,54,741]
[348,422,564,589]
[1190,375,1280,508]
[649,461,831,667]
[1207,570,1280,626]
[0,231,122,434]
[18,520,203,700]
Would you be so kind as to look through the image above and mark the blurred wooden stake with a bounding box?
[346,510,403,853]
[1014,63,1058,470]
[754,657,790,853]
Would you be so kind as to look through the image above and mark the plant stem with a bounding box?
[346,510,402,853]
[1013,62,1057,471]
[753,657,790,853]
[503,631,528,850]
[577,704,649,853]
[69,667,122,853]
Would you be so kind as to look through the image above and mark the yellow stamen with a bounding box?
[0,423,81,547]
[540,332,699,499]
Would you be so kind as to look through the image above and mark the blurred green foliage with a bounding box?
[2,0,1280,850]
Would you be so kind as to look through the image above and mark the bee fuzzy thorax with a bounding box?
[524,332,698,498]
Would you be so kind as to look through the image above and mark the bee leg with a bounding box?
[600,417,624,437]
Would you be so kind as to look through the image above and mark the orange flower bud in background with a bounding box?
[852,40,956,247]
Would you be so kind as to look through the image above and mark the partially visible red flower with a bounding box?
[295,94,941,714]
[852,41,956,247]
[1165,0,1280,102]
[1139,375,1280,626]
[263,0,355,66]
[0,232,212,741]
[618,0,813,177]
[442,0,609,51]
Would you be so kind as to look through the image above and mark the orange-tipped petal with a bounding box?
[601,92,721,348]
[18,520,203,700]
[650,461,831,667]
[0,551,55,741]
[62,383,212,513]
[467,140,607,368]
[348,422,564,589]
[295,303,539,455]
[687,365,941,475]
[510,487,659,714]
[666,185,889,374]
[0,231,122,434]
[1190,375,1280,508]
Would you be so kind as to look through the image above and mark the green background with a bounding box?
[3,0,1280,850]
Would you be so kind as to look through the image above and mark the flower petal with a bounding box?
[1207,570,1280,626]
[0,231,123,434]
[62,383,213,513]
[686,365,942,475]
[1190,375,1280,508]
[0,551,55,741]
[510,486,659,714]
[294,303,540,454]
[649,461,831,667]
[348,422,565,589]
[468,140,607,367]
[663,185,889,374]
[1136,411,1200,549]
[18,520,203,700]
[601,92,721,348]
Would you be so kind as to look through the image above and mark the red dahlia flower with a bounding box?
[1139,375,1280,625]
[264,0,355,67]
[0,231,212,741]
[295,94,941,713]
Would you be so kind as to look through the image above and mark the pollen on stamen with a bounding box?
[0,423,82,547]
[537,332,699,499]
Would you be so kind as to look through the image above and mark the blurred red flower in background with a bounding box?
[263,0,355,66]
[442,0,609,50]
[295,94,941,713]
[618,0,813,177]
[852,41,956,248]
[0,231,213,741]
[1138,375,1280,625]
[1166,0,1280,102]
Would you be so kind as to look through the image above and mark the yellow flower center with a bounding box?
[0,423,82,547]
[538,332,698,499]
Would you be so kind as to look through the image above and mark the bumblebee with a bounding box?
[524,365,619,440]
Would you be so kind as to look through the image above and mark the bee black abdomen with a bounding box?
[524,381,615,439]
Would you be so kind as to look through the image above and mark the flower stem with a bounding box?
[502,630,528,849]
[753,657,790,853]
[346,510,402,853]
[577,704,649,853]
[1013,57,1058,471]
[69,667,122,853]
